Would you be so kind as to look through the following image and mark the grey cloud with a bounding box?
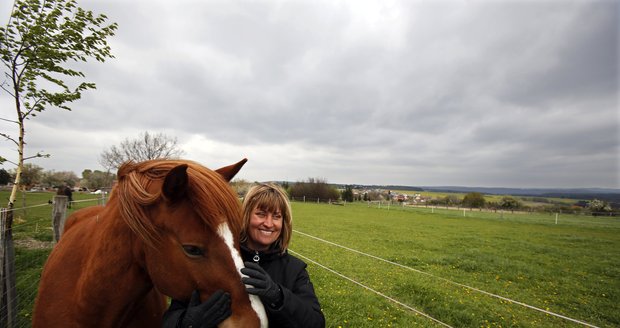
[1,0,617,188]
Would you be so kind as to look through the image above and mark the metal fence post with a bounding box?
[0,207,17,328]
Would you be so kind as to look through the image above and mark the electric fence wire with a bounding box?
[2,203,50,212]
[289,248,454,328]
[294,229,600,328]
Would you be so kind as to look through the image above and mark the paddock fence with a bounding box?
[290,197,619,223]
[0,193,107,328]
[1,193,617,327]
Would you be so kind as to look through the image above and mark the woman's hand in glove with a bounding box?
[179,289,232,328]
[241,261,283,308]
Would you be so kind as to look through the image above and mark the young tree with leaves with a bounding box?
[0,0,117,208]
[0,168,11,185]
[587,199,612,216]
[499,196,522,213]
[462,192,486,210]
[341,185,354,202]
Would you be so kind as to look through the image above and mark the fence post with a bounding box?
[1,207,17,328]
[52,196,68,242]
[98,192,106,206]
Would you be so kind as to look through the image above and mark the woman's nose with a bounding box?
[263,214,274,226]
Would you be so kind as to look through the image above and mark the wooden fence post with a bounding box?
[52,196,68,242]
[0,207,17,328]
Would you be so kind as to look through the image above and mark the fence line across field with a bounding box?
[289,248,454,328]
[1,194,107,328]
[1,194,612,327]
[6,195,108,213]
[294,229,600,328]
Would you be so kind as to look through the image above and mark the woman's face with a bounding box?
[246,206,283,251]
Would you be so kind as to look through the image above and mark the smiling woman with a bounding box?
[164,183,326,328]
[241,184,292,253]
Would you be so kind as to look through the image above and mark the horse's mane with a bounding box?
[111,159,242,248]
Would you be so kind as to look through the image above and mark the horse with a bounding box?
[33,158,267,328]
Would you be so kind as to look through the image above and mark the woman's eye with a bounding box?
[182,245,204,257]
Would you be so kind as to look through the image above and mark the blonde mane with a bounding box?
[112,159,243,248]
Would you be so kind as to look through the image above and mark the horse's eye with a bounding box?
[182,245,204,258]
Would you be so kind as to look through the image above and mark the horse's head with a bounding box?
[114,158,266,328]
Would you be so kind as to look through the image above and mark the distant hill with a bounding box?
[330,184,620,202]
[287,181,620,203]
[416,186,620,204]
[420,186,619,196]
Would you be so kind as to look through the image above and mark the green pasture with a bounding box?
[289,202,619,327]
[3,191,619,327]
[2,190,104,327]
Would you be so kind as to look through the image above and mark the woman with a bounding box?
[163,183,325,328]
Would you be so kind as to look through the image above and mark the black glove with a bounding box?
[179,290,232,328]
[241,261,283,308]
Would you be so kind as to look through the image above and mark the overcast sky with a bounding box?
[1,0,618,189]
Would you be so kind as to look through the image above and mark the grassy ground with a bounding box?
[2,190,103,327]
[290,201,619,327]
[3,191,619,327]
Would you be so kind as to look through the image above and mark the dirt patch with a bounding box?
[14,237,54,250]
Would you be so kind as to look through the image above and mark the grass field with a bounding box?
[289,202,619,327]
[3,191,619,327]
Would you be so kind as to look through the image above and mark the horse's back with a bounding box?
[34,204,168,327]
[34,206,106,326]
[63,205,104,233]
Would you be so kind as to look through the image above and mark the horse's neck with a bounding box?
[76,206,155,325]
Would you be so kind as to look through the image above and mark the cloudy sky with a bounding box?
[1,0,618,189]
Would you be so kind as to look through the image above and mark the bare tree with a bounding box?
[99,131,185,171]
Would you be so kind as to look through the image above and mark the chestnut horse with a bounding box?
[33,159,267,327]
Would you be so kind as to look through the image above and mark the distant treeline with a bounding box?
[538,193,620,210]
[343,184,424,192]
[539,193,620,203]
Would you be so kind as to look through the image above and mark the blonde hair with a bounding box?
[240,183,292,254]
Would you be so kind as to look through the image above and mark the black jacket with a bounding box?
[240,244,325,328]
[162,245,325,328]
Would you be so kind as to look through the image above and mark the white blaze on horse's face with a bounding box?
[217,222,268,328]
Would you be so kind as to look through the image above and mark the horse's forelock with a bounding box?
[186,164,243,238]
[116,161,163,248]
[116,159,242,248]
[117,161,136,179]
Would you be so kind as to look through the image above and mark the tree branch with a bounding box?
[0,117,19,124]
[0,156,18,166]
[0,133,19,146]
[23,152,50,161]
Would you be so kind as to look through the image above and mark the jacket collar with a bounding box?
[240,243,285,263]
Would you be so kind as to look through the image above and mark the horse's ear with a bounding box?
[163,164,189,202]
[215,158,248,182]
